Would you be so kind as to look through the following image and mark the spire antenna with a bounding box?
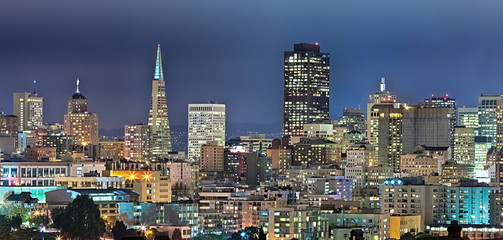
[33,80,37,94]
[380,77,386,92]
[76,77,80,93]
[154,44,164,81]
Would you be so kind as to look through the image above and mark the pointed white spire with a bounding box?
[76,77,80,93]
[154,44,164,81]
[380,77,386,92]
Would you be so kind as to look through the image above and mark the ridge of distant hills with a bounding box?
[100,122,282,152]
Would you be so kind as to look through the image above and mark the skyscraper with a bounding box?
[478,94,501,146]
[402,106,454,155]
[283,43,330,137]
[148,44,172,160]
[370,104,404,173]
[453,126,475,165]
[64,79,99,146]
[187,103,226,161]
[366,77,397,140]
[457,107,479,129]
[13,91,43,131]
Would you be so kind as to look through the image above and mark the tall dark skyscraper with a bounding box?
[283,43,330,137]
[148,44,172,160]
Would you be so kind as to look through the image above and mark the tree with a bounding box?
[0,215,11,239]
[29,214,50,227]
[171,228,182,240]
[112,220,128,240]
[60,194,106,240]
[155,234,171,240]
[9,215,22,229]
[51,207,66,229]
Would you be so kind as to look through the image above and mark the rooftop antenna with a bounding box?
[33,80,37,94]
[380,77,386,92]
[76,77,80,93]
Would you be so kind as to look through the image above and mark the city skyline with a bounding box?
[2,1,503,129]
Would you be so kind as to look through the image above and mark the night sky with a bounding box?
[1,0,503,130]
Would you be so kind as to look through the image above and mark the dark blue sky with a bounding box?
[1,0,503,129]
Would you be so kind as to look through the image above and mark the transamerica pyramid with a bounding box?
[148,44,172,160]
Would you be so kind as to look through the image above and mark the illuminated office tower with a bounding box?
[338,108,366,134]
[453,126,475,165]
[187,103,225,161]
[457,107,479,129]
[478,94,501,146]
[13,91,43,131]
[63,79,99,146]
[369,104,404,173]
[148,44,172,160]
[124,123,151,162]
[283,43,330,137]
[366,77,397,141]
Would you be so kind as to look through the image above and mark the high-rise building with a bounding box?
[453,126,475,165]
[13,91,43,131]
[457,107,479,129]
[199,141,224,173]
[0,114,18,138]
[63,79,99,146]
[338,108,366,135]
[124,123,151,162]
[283,43,330,137]
[402,106,454,155]
[148,44,172,160]
[478,94,501,146]
[366,77,398,140]
[421,95,456,110]
[187,103,225,161]
[369,104,404,173]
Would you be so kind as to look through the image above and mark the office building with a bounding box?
[13,91,43,131]
[367,77,398,140]
[453,126,475,165]
[402,106,455,155]
[0,114,18,138]
[187,103,225,161]
[478,94,501,146]
[457,107,479,129]
[369,104,404,173]
[148,44,172,160]
[345,143,374,188]
[63,79,99,146]
[199,141,224,172]
[124,123,151,162]
[42,133,76,158]
[291,138,339,166]
[283,43,330,137]
[338,108,366,135]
